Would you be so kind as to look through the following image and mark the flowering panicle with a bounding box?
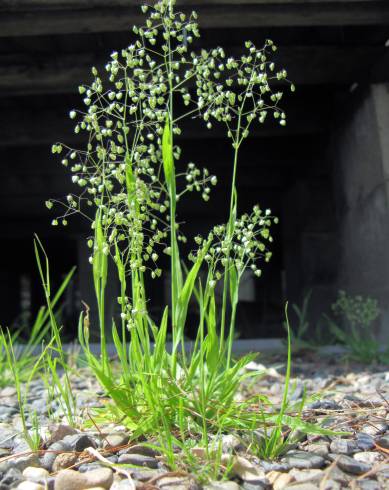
[190,205,278,285]
[49,0,291,300]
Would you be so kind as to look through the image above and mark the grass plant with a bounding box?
[46,0,335,474]
[326,290,389,363]
[34,236,78,426]
[0,261,74,388]
[1,328,48,450]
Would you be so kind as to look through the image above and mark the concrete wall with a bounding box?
[333,84,389,341]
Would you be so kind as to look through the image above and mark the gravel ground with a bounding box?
[0,354,388,490]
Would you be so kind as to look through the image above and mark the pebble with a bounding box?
[260,461,289,472]
[8,452,41,472]
[242,482,270,490]
[119,444,159,457]
[41,441,71,471]
[360,422,387,436]
[157,475,199,490]
[335,455,371,475]
[308,400,342,411]
[54,468,113,490]
[0,467,24,487]
[356,433,375,451]
[284,483,318,490]
[353,481,381,490]
[376,434,389,449]
[282,450,326,469]
[231,456,267,483]
[103,432,129,449]
[47,425,78,445]
[110,480,135,490]
[62,434,97,452]
[304,443,329,457]
[353,451,381,465]
[117,453,159,468]
[0,423,17,449]
[52,452,78,472]
[78,463,106,473]
[17,482,45,490]
[266,471,293,490]
[329,438,358,454]
[22,466,49,483]
[288,468,323,483]
[204,481,240,490]
[130,469,161,482]
[220,434,243,452]
[321,480,341,490]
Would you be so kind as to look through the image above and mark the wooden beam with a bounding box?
[0,2,388,37]
[1,46,388,96]
[1,0,381,6]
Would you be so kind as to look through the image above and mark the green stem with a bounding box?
[220,116,241,357]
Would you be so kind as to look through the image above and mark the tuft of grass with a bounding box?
[0,260,74,388]
[34,236,78,426]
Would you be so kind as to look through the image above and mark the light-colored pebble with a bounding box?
[17,482,45,490]
[54,468,113,490]
[22,466,49,483]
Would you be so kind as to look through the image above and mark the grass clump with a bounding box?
[46,0,332,472]
[326,289,389,363]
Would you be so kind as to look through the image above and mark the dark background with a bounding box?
[1,0,389,340]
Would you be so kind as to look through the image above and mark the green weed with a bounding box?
[48,0,333,474]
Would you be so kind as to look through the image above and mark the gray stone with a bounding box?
[376,463,389,479]
[353,451,381,465]
[320,480,341,490]
[284,484,318,490]
[52,452,78,472]
[356,433,375,451]
[282,450,326,469]
[40,441,71,471]
[103,432,129,449]
[131,469,161,482]
[308,400,342,411]
[336,455,371,475]
[111,480,137,490]
[204,481,240,490]
[8,453,40,472]
[119,444,159,457]
[77,463,106,473]
[118,453,159,469]
[323,466,350,485]
[360,423,387,437]
[0,406,18,418]
[0,467,23,486]
[54,468,113,490]
[330,438,358,455]
[260,462,289,472]
[157,475,200,490]
[304,443,329,457]
[289,468,323,483]
[376,434,389,449]
[241,482,270,490]
[62,434,97,452]
[353,480,380,490]
[220,434,244,453]
[47,425,78,445]
[0,424,16,449]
